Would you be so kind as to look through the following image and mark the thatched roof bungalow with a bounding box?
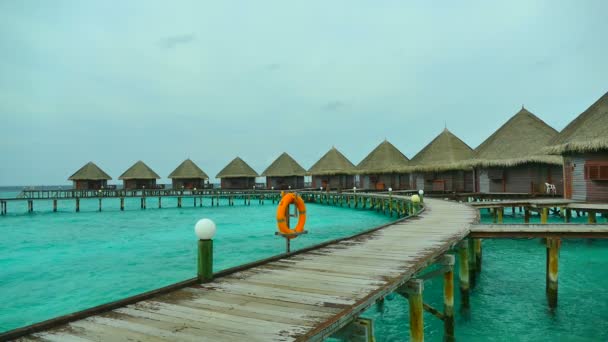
[262,153,306,190]
[118,161,161,189]
[547,91,608,202]
[216,157,259,190]
[470,108,562,194]
[68,162,112,190]
[309,147,356,190]
[357,140,411,190]
[410,129,474,192]
[168,159,209,190]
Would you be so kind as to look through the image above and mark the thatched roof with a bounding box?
[410,129,474,172]
[168,159,209,179]
[262,153,306,177]
[118,161,160,180]
[216,157,259,178]
[308,147,356,176]
[546,91,608,154]
[357,140,410,174]
[469,108,562,167]
[68,162,112,181]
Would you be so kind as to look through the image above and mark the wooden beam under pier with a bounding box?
[469,224,608,239]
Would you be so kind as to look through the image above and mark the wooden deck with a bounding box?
[7,198,477,342]
[470,224,608,238]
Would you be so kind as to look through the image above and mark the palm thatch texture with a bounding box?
[469,108,562,167]
[118,161,161,180]
[68,162,112,180]
[168,159,209,179]
[546,91,608,154]
[262,153,307,177]
[410,129,475,172]
[216,157,259,178]
[357,140,410,174]
[308,147,356,176]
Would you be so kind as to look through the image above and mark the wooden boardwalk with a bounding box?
[9,198,478,342]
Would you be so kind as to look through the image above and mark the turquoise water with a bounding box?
[2,200,607,340]
[0,196,393,332]
[355,208,608,341]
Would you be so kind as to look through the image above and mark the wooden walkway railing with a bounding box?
[2,196,478,341]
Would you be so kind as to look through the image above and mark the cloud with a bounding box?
[322,101,346,111]
[159,34,196,49]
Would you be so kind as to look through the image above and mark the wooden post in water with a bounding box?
[178,197,182,208]
[458,240,470,310]
[565,208,571,223]
[497,208,503,224]
[541,207,548,224]
[200,197,202,207]
[158,197,162,209]
[443,255,455,342]
[474,239,482,273]
[468,239,477,288]
[546,238,560,308]
[53,199,57,212]
[75,198,80,212]
[524,208,530,223]
[143,197,147,209]
[588,211,597,224]
[120,197,124,211]
[98,198,102,212]
[406,279,424,342]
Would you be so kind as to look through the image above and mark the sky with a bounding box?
[1,0,607,186]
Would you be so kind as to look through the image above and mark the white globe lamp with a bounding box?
[195,218,216,240]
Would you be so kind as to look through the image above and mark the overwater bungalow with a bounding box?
[262,152,306,190]
[308,147,356,190]
[470,108,563,194]
[68,162,112,190]
[357,140,411,190]
[410,129,474,192]
[216,157,259,190]
[547,91,608,202]
[168,159,209,189]
[118,161,161,189]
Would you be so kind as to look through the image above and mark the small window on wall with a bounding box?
[584,162,608,180]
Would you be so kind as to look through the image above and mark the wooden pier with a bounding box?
[2,196,478,341]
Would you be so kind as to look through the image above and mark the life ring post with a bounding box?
[275,231,309,253]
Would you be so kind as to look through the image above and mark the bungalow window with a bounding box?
[584,162,608,180]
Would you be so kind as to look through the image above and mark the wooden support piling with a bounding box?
[546,238,560,309]
[120,197,124,211]
[75,198,80,212]
[98,198,102,212]
[53,199,57,212]
[474,239,482,273]
[158,197,162,209]
[406,279,424,342]
[443,255,455,342]
[541,207,549,224]
[458,240,470,310]
[468,239,477,288]
[524,208,531,223]
[178,197,182,208]
[588,211,597,224]
[497,208,503,224]
[200,197,202,207]
[565,209,571,223]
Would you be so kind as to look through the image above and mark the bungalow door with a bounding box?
[564,162,573,199]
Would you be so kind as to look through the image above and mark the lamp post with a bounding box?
[418,189,424,203]
[411,194,421,214]
[195,219,216,283]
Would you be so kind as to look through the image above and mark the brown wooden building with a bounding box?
[168,159,209,189]
[216,157,259,190]
[68,162,112,190]
[547,91,608,202]
[470,108,563,194]
[309,147,356,190]
[262,152,306,190]
[357,140,411,190]
[118,161,161,189]
[409,129,475,192]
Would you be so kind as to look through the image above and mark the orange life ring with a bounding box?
[276,193,306,239]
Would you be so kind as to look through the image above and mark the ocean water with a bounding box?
[355,208,608,341]
[1,198,607,340]
[0,195,393,332]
